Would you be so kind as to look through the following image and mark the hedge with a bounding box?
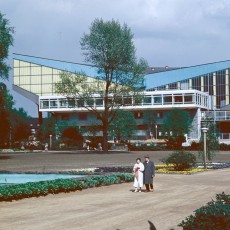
[0,174,134,202]
[179,192,230,230]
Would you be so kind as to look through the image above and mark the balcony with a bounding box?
[39,89,212,112]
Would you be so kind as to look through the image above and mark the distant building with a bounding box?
[12,53,230,142]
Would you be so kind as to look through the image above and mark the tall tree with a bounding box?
[0,83,14,147]
[38,117,56,141]
[0,12,14,80]
[162,109,192,148]
[109,110,136,142]
[56,18,148,151]
[10,107,31,142]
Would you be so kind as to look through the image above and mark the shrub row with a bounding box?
[179,192,230,230]
[94,166,133,173]
[0,174,134,202]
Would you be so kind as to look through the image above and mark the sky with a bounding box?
[1,0,230,116]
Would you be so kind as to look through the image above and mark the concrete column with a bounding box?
[201,76,204,92]
[213,73,216,108]
[189,79,192,89]
[226,69,229,105]
[197,108,201,140]
[177,82,181,90]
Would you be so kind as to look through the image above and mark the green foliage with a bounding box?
[199,122,219,161]
[144,111,157,135]
[109,110,136,142]
[162,109,192,148]
[0,174,134,202]
[0,84,14,146]
[179,192,230,230]
[10,107,31,142]
[61,127,83,148]
[161,151,196,171]
[0,85,31,146]
[56,18,148,151]
[0,12,14,80]
[38,117,56,141]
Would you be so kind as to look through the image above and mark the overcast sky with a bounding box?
[2,0,230,116]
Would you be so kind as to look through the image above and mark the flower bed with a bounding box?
[0,174,134,202]
[62,162,230,176]
[196,162,230,169]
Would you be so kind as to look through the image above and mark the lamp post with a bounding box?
[201,127,208,169]
[9,126,12,148]
[155,125,158,140]
[49,135,52,150]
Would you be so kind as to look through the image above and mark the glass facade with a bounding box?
[151,68,230,108]
[14,59,60,96]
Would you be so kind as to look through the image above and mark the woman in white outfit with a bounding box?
[133,158,145,192]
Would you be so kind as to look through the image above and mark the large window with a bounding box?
[153,95,162,104]
[174,95,183,104]
[163,95,172,104]
[78,113,87,120]
[143,96,151,105]
[192,77,201,91]
[134,111,143,119]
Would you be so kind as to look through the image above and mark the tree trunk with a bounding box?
[102,123,108,153]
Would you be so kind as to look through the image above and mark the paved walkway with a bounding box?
[1,168,230,230]
[0,151,229,172]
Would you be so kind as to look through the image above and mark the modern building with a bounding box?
[12,53,230,142]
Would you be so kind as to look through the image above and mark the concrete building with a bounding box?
[12,53,230,142]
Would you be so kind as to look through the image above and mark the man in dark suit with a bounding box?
[143,155,155,192]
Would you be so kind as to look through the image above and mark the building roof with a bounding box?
[145,60,230,89]
[145,66,183,74]
[13,53,230,90]
[13,53,99,79]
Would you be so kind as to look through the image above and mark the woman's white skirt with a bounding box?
[133,171,143,187]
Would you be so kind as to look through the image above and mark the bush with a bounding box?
[179,192,230,230]
[61,127,83,149]
[0,173,134,202]
[161,151,196,171]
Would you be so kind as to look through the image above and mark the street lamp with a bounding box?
[155,125,158,140]
[49,135,53,150]
[201,127,208,169]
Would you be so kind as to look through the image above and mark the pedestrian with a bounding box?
[83,142,87,150]
[98,142,102,151]
[143,155,155,192]
[133,158,145,192]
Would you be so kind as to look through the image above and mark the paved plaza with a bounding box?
[0,151,230,230]
[0,150,230,172]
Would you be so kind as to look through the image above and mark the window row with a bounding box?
[40,94,206,110]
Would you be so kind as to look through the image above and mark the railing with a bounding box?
[217,133,230,140]
[39,90,211,111]
[202,111,230,121]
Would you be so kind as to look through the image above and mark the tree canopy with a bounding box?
[109,110,136,142]
[0,12,14,80]
[56,18,148,151]
[10,107,31,142]
[0,83,14,146]
[162,109,192,148]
